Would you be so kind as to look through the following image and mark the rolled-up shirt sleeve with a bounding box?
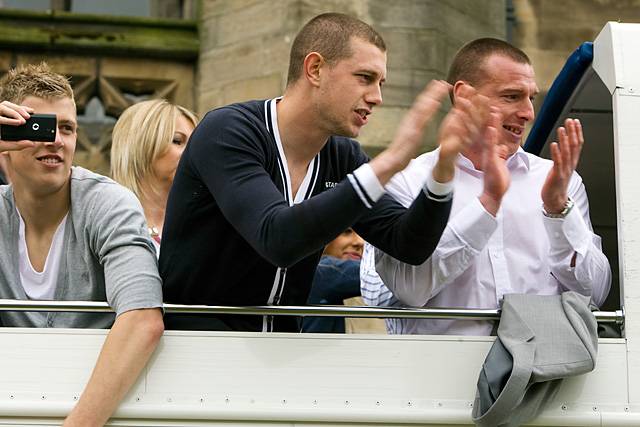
[375,196,497,307]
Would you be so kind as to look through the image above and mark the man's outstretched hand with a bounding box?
[478,110,510,216]
[369,80,450,185]
[434,83,491,184]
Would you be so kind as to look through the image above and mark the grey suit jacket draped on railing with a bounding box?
[472,292,598,427]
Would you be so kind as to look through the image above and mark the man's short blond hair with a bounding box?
[110,99,198,200]
[0,62,74,104]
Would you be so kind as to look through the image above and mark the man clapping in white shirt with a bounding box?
[360,38,611,336]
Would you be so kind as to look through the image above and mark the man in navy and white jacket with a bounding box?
[160,13,487,332]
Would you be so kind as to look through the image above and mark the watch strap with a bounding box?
[543,197,574,219]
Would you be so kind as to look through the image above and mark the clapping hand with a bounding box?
[478,109,510,216]
[433,83,491,183]
[370,80,450,185]
[541,118,584,213]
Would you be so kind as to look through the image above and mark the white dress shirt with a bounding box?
[361,147,612,336]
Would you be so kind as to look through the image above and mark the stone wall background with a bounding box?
[197,0,506,155]
[197,0,640,153]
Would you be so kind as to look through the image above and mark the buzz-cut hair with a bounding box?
[0,62,74,104]
[447,38,531,87]
[286,12,386,87]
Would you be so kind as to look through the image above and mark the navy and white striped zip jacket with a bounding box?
[160,98,451,332]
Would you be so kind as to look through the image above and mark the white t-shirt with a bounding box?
[18,213,67,300]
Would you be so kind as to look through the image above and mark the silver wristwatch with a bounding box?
[542,197,574,219]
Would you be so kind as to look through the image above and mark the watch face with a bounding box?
[562,198,574,215]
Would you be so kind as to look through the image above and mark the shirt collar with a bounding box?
[456,146,530,174]
[507,146,530,171]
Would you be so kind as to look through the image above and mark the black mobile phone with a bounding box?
[0,114,57,142]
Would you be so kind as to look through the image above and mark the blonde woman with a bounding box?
[111,99,198,254]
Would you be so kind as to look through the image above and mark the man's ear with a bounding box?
[302,52,325,88]
[452,80,471,104]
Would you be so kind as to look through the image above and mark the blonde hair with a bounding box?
[110,99,198,199]
[0,62,74,104]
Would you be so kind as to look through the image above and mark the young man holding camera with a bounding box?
[0,63,164,426]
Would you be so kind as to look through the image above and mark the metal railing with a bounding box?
[0,299,624,324]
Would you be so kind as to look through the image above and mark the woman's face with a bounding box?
[152,114,194,187]
[323,228,365,260]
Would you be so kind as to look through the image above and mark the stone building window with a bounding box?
[0,0,197,174]
[75,96,116,176]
